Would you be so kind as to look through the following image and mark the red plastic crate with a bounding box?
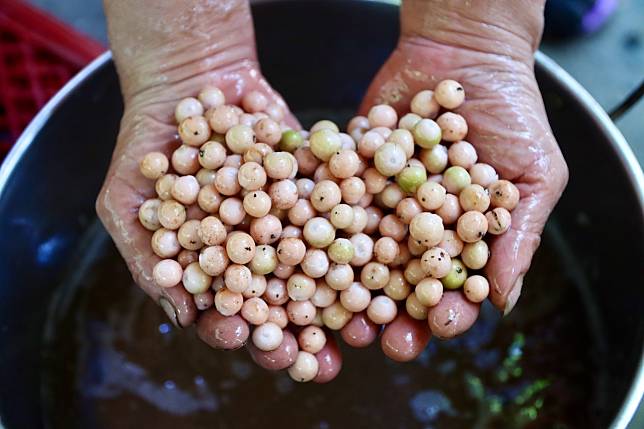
[0,0,104,158]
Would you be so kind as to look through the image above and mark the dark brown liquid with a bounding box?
[41,222,605,429]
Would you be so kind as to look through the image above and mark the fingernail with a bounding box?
[159,297,179,327]
[504,275,524,316]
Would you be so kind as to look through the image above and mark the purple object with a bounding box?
[582,0,618,33]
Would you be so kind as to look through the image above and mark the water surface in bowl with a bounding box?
[41,221,605,429]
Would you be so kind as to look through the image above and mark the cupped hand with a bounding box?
[358,3,568,357]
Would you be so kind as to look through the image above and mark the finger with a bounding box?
[340,312,379,348]
[247,330,298,370]
[313,334,342,383]
[162,285,199,328]
[196,309,249,350]
[427,291,479,339]
[380,312,431,362]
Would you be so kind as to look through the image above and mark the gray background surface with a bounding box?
[24,0,644,427]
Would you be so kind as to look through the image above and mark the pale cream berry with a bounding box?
[241,90,268,113]
[310,119,340,133]
[252,321,284,352]
[177,249,199,268]
[224,263,252,293]
[310,128,342,161]
[327,238,355,264]
[138,198,162,231]
[378,183,403,209]
[243,274,267,299]
[281,225,302,239]
[269,180,298,210]
[237,162,266,191]
[214,288,243,316]
[329,150,360,179]
[438,229,464,257]
[194,291,214,310]
[219,197,245,226]
[436,194,463,225]
[374,237,399,264]
[197,184,223,213]
[288,351,319,382]
[391,243,411,267]
[340,177,366,205]
[339,132,356,151]
[263,278,288,305]
[254,118,282,145]
[404,259,425,285]
[344,205,367,234]
[419,144,448,174]
[488,180,520,211]
[363,167,387,194]
[324,263,354,290]
[286,199,315,227]
[140,152,169,180]
[250,244,278,275]
[179,116,211,146]
[243,190,272,218]
[383,270,411,300]
[199,216,227,246]
[448,140,477,169]
[153,259,183,288]
[464,275,489,303]
[172,145,200,175]
[170,175,199,205]
[374,142,407,176]
[311,280,337,307]
[358,130,385,158]
[264,152,294,180]
[267,305,288,328]
[434,79,465,109]
[322,301,353,330]
[415,181,446,211]
[276,237,306,266]
[371,126,392,140]
[387,129,414,159]
[293,147,320,177]
[360,262,390,290]
[349,232,373,267]
[265,103,285,122]
[196,169,217,187]
[406,292,429,320]
[364,206,383,234]
[151,228,181,258]
[415,278,443,307]
[209,105,240,134]
[224,154,243,168]
[458,183,491,213]
[287,300,317,326]
[225,124,256,154]
[198,86,225,109]
[182,262,212,294]
[436,112,468,142]
[347,115,369,133]
[295,178,314,199]
[469,163,499,188]
[340,282,371,312]
[214,166,241,196]
[421,247,452,278]
[198,245,228,276]
[409,212,444,247]
[328,204,353,229]
[226,231,256,264]
[379,214,408,242]
[155,174,178,201]
[368,104,398,128]
[408,236,427,257]
[157,200,186,230]
[410,90,440,118]
[413,118,442,149]
[298,326,327,354]
[249,214,282,245]
[303,217,335,248]
[457,211,488,243]
[461,240,489,270]
[398,112,422,130]
[301,249,330,279]
[274,263,295,280]
[310,180,341,212]
[198,141,225,170]
[175,97,204,123]
[241,297,269,325]
[367,295,397,324]
[486,207,512,235]
[395,198,422,224]
[287,273,317,301]
[244,142,273,164]
[177,219,203,250]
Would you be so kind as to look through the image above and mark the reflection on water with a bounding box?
[41,224,604,428]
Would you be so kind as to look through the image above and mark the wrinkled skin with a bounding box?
[97,0,567,383]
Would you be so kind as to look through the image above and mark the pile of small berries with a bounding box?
[138,80,519,382]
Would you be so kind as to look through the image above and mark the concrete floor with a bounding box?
[24,0,644,427]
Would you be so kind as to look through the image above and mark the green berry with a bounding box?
[279,129,304,152]
[441,259,468,289]
[397,166,427,193]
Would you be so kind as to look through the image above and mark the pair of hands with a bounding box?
[97,0,568,383]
